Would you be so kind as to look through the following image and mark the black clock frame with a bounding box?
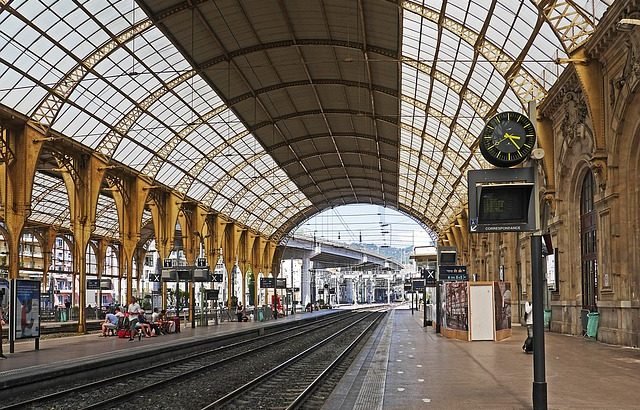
[479,111,537,168]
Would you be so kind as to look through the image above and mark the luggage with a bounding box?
[522,326,533,353]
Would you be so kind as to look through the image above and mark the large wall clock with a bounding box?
[479,111,537,168]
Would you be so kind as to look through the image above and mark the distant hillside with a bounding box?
[349,242,413,264]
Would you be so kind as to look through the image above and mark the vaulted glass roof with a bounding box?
[0,0,613,240]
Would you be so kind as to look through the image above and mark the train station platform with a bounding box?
[2,305,640,409]
[0,309,328,389]
[324,306,640,409]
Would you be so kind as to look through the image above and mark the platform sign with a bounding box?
[412,279,426,291]
[276,278,287,289]
[404,279,412,291]
[100,279,112,290]
[196,257,207,267]
[163,258,174,268]
[211,273,224,283]
[205,289,219,300]
[86,279,100,290]
[329,287,336,295]
[260,277,275,288]
[13,279,40,339]
[177,269,192,281]
[149,273,161,282]
[439,265,468,281]
[424,269,437,286]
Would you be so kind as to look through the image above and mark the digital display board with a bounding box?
[478,184,532,224]
[468,167,538,233]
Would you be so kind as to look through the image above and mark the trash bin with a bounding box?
[586,312,599,338]
[257,308,264,322]
[543,309,551,330]
[580,309,589,336]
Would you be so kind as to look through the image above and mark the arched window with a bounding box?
[580,170,598,310]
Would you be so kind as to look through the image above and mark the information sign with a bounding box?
[260,277,275,288]
[86,279,100,290]
[439,265,468,281]
[205,289,219,300]
[403,279,412,291]
[412,279,426,291]
[276,278,287,289]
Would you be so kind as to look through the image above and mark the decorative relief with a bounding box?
[560,90,588,147]
[590,158,607,193]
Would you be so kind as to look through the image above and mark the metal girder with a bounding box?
[402,57,495,116]
[95,70,196,157]
[402,1,547,103]
[0,125,14,163]
[142,103,228,178]
[31,20,154,132]
[534,0,595,53]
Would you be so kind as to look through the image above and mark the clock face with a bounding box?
[479,111,537,168]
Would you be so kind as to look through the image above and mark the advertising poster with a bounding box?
[445,282,468,331]
[14,279,40,339]
[494,281,512,331]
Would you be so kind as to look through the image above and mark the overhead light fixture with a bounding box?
[554,57,588,65]
[616,18,640,31]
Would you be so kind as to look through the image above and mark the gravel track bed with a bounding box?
[221,312,383,409]
[0,314,357,410]
[119,312,378,410]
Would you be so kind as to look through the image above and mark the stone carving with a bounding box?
[560,90,588,147]
[590,158,607,193]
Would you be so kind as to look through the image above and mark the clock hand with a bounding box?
[505,134,521,150]
[504,132,520,140]
[488,135,509,150]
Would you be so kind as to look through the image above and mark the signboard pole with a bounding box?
[411,288,414,316]
[531,234,547,409]
[435,281,441,334]
[9,279,15,353]
[423,288,427,327]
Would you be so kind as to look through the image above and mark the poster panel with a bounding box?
[444,282,468,331]
[14,279,40,339]
[494,281,512,331]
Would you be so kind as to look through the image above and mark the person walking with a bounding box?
[523,301,533,353]
[0,306,6,359]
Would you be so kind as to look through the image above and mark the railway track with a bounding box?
[0,311,364,410]
[203,309,386,409]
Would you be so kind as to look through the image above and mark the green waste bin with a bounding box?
[257,308,264,322]
[586,312,599,338]
[543,309,551,330]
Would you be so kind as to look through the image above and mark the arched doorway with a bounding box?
[580,170,598,311]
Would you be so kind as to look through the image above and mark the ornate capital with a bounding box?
[590,158,607,192]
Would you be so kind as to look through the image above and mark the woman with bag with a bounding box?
[0,306,7,359]
[522,301,533,353]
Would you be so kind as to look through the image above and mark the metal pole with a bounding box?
[423,288,427,327]
[411,288,414,315]
[531,234,547,410]
[435,281,441,333]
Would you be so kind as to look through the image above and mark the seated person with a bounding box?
[159,309,175,333]
[135,309,154,337]
[101,307,122,336]
[236,302,247,322]
[151,308,164,335]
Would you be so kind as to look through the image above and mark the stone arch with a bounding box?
[560,157,594,320]
[612,94,640,304]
